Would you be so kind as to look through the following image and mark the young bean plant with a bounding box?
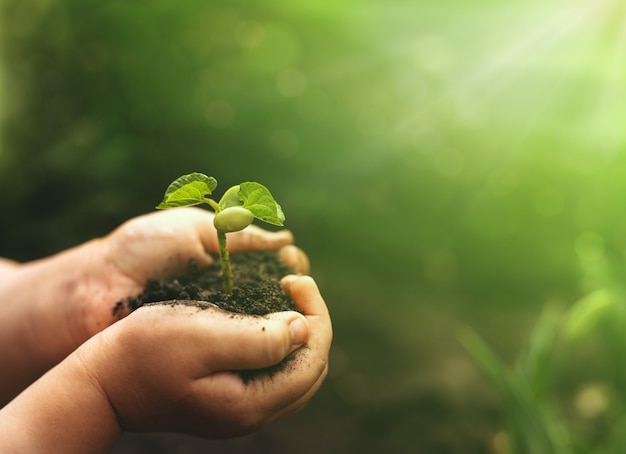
[156,172,285,294]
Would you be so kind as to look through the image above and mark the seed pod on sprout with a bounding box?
[214,206,254,233]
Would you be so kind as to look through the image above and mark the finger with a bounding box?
[281,275,331,320]
[277,245,310,274]
[186,308,310,372]
[228,344,330,426]
[280,275,332,398]
[107,208,217,280]
[0,257,19,268]
[191,346,329,438]
[147,209,293,255]
[269,362,329,423]
[165,208,217,261]
[226,226,294,253]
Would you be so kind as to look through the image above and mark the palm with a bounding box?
[81,208,301,337]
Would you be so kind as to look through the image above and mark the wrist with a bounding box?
[31,236,141,344]
[28,239,105,350]
[0,337,123,453]
[0,239,113,404]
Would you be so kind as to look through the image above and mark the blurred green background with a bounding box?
[1,0,626,452]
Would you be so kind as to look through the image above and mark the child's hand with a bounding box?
[0,207,309,406]
[92,207,308,331]
[88,275,330,437]
[0,276,331,452]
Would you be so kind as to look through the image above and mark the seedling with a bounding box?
[156,172,285,294]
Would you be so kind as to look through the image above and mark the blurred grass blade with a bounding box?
[517,306,561,401]
[562,289,613,345]
[461,330,571,454]
[461,330,510,395]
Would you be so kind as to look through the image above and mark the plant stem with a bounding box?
[217,230,233,294]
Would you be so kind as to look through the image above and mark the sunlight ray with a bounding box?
[448,0,609,99]
[393,0,619,137]
[584,1,626,154]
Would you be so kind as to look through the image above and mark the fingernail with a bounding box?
[289,317,308,346]
[281,274,298,296]
[282,274,298,284]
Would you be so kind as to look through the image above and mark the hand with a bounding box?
[82,207,309,337]
[0,207,308,405]
[0,275,331,451]
[84,275,331,438]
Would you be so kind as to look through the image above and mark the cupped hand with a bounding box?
[81,207,309,337]
[80,275,332,438]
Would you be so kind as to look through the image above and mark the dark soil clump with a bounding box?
[117,250,299,383]
[122,250,296,315]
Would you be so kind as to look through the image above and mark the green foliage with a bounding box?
[156,173,217,209]
[2,0,626,451]
[561,290,614,345]
[463,312,570,454]
[213,207,254,233]
[464,281,626,454]
[157,173,284,227]
[238,182,285,227]
[156,173,284,294]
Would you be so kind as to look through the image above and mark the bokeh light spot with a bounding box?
[356,108,387,136]
[235,20,265,48]
[575,232,605,262]
[433,149,465,179]
[575,383,609,419]
[204,100,235,129]
[423,250,458,286]
[246,25,299,72]
[276,67,307,97]
[533,188,564,217]
[268,129,298,157]
[295,88,332,122]
[412,35,455,75]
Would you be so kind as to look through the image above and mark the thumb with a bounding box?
[225,226,294,253]
[205,310,310,372]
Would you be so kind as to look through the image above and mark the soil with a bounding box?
[120,250,296,315]
[117,250,298,382]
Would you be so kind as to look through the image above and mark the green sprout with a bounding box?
[156,172,285,294]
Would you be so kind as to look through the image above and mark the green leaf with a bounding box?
[156,173,217,209]
[517,306,561,401]
[218,185,244,210]
[461,330,570,454]
[238,182,285,226]
[562,289,613,344]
